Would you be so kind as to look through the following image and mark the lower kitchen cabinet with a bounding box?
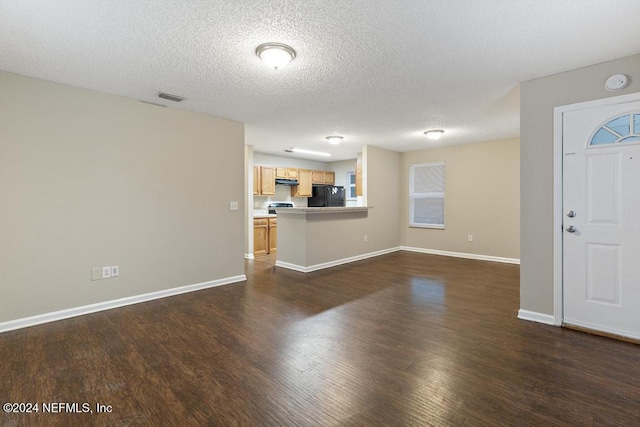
[253,217,277,256]
[253,218,268,256]
[268,218,277,253]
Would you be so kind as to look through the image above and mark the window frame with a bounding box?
[408,161,445,229]
[346,170,357,200]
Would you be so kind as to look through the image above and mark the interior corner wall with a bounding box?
[0,71,246,324]
[328,159,357,187]
[363,145,401,250]
[400,138,520,259]
[520,53,640,315]
[245,145,254,257]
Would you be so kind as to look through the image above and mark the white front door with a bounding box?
[562,98,640,340]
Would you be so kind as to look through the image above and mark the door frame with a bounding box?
[552,91,640,326]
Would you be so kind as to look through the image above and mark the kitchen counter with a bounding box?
[274,206,377,273]
[275,206,369,214]
[253,214,277,218]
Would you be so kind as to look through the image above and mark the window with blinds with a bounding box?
[409,162,445,228]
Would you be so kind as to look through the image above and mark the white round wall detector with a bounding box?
[605,74,629,91]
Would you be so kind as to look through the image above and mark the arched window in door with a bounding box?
[589,113,640,146]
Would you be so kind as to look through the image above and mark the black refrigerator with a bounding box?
[308,185,345,207]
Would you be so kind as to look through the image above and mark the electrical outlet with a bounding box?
[110,265,119,277]
[364,235,368,242]
[91,268,102,281]
[229,201,239,211]
[102,266,111,279]
[468,234,473,242]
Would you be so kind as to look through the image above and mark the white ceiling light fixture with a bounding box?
[424,129,445,140]
[256,43,296,70]
[287,148,331,157]
[325,135,343,145]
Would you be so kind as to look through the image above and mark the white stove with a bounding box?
[268,202,293,214]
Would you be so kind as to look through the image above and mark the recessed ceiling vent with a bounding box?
[158,92,185,102]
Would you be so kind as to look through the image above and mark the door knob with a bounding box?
[566,210,576,218]
[566,225,577,233]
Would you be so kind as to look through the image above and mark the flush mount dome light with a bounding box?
[424,129,445,140]
[326,135,343,145]
[256,43,296,70]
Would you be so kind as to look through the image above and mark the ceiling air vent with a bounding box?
[158,92,185,102]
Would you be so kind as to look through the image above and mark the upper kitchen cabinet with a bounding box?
[253,161,336,198]
[291,169,312,197]
[253,165,261,195]
[311,170,335,185]
[276,167,298,180]
[254,165,275,196]
[356,160,363,196]
[324,171,335,185]
[311,170,324,184]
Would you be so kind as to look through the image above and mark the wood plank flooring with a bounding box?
[1,251,639,426]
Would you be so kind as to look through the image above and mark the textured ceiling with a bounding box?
[1,1,639,161]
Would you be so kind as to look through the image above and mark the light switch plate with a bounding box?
[91,268,102,281]
[111,265,119,277]
[102,266,111,279]
[229,201,239,211]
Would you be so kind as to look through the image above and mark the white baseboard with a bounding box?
[0,274,247,334]
[400,246,520,265]
[517,309,556,325]
[275,247,401,273]
[245,253,254,260]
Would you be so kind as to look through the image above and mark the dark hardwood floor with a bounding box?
[1,251,639,426]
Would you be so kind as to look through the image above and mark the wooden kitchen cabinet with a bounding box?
[253,165,261,195]
[254,217,277,256]
[253,218,268,256]
[291,169,312,197]
[311,170,335,185]
[312,170,325,184]
[356,160,363,196]
[254,166,275,196]
[268,218,277,253]
[276,167,298,179]
[324,171,335,185]
[255,163,334,197]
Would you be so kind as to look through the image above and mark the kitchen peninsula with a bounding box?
[274,206,372,272]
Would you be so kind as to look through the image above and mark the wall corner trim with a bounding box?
[400,246,520,264]
[275,247,401,273]
[517,309,556,325]
[0,274,247,334]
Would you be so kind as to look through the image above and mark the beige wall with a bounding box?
[400,139,520,259]
[329,159,357,188]
[520,53,640,315]
[364,145,401,250]
[253,152,329,171]
[0,71,245,323]
[329,159,358,206]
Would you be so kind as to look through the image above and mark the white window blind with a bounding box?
[409,162,445,228]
